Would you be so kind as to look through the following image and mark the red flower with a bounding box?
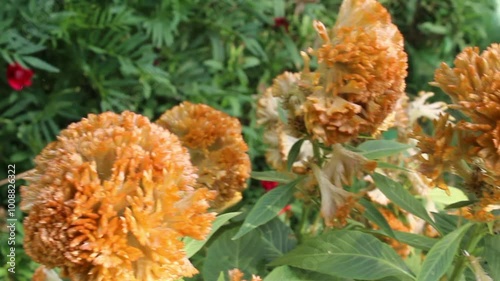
[261,180,279,191]
[7,63,34,91]
[273,17,290,32]
[279,204,292,215]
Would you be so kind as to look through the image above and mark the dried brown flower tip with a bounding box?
[303,0,407,145]
[257,82,313,171]
[433,44,500,175]
[22,111,215,281]
[156,102,251,211]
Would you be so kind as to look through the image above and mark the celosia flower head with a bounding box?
[303,0,407,145]
[156,102,251,211]
[433,44,500,174]
[22,111,215,281]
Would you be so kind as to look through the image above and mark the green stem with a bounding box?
[312,139,322,165]
[449,224,487,281]
[296,203,311,242]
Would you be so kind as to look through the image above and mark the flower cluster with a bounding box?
[22,112,216,280]
[415,44,500,221]
[257,0,407,226]
[156,102,251,211]
[301,0,407,145]
[21,106,251,280]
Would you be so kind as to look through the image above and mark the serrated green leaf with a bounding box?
[203,227,264,281]
[287,138,305,171]
[358,140,412,159]
[360,199,396,239]
[372,173,438,232]
[23,56,60,72]
[259,218,297,260]
[233,178,302,240]
[184,212,241,258]
[483,234,500,280]
[271,230,415,280]
[250,171,296,183]
[417,223,473,281]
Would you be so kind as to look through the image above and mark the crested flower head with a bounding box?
[156,102,251,211]
[22,111,215,281]
[433,44,500,174]
[303,0,408,145]
[257,80,313,171]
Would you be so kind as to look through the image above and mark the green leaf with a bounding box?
[264,266,350,281]
[372,173,438,232]
[417,223,473,281]
[287,138,305,171]
[360,199,396,239]
[432,212,468,235]
[375,161,412,172]
[216,272,226,281]
[483,234,500,280]
[368,229,437,251]
[233,178,301,240]
[259,218,297,260]
[358,140,412,159]
[392,231,437,251]
[242,56,260,69]
[184,212,241,258]
[22,56,60,72]
[203,227,263,281]
[444,200,476,210]
[250,171,295,183]
[418,22,448,35]
[271,230,416,280]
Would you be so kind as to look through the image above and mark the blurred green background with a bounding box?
[1,0,499,279]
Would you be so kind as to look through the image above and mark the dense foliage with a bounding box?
[1,0,499,280]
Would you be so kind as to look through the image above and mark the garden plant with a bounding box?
[0,0,499,280]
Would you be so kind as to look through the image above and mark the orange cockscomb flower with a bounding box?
[156,102,251,211]
[303,0,407,145]
[433,44,500,175]
[22,111,215,281]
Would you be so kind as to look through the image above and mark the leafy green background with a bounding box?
[1,0,499,280]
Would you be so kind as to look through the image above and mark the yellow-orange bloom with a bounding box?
[22,111,215,281]
[303,0,407,145]
[156,102,251,210]
[433,44,500,175]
